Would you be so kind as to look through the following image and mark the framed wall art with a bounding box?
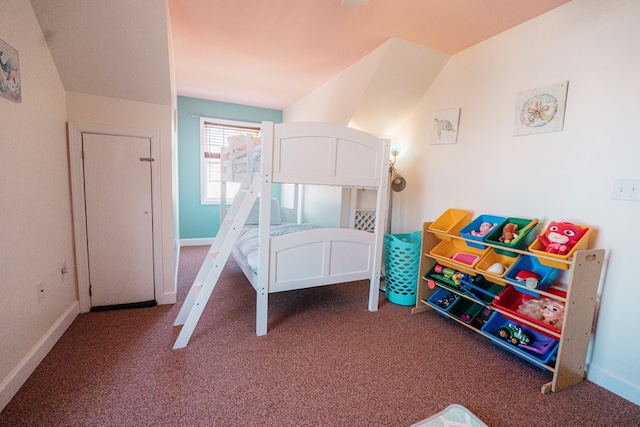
[0,38,22,103]
[514,81,568,136]
[430,107,460,145]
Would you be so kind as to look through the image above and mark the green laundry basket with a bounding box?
[383,231,422,306]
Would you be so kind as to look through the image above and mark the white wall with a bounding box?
[0,0,79,411]
[393,0,640,404]
[284,41,385,125]
[285,38,449,138]
[348,39,449,138]
[1,1,177,411]
[299,185,343,227]
[66,92,177,305]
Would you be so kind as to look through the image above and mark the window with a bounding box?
[200,117,260,204]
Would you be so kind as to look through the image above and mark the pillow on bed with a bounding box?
[245,197,282,225]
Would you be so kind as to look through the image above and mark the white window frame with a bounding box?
[200,117,260,205]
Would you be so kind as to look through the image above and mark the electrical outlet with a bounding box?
[37,281,45,302]
[612,179,640,201]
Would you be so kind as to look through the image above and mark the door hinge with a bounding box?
[89,284,92,297]
[139,157,155,162]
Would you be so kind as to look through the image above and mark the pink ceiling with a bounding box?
[168,0,570,110]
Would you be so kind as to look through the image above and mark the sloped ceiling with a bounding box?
[169,0,571,109]
[30,0,571,110]
[285,38,451,137]
[30,0,173,106]
[348,39,451,136]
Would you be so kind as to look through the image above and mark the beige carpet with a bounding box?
[1,246,638,426]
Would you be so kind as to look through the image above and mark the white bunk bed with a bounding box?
[177,121,390,345]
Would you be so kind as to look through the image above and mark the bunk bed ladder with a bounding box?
[173,173,260,349]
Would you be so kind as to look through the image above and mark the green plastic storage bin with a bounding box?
[485,217,538,256]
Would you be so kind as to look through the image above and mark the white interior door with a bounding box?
[82,133,155,308]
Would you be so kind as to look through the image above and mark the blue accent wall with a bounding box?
[177,96,282,239]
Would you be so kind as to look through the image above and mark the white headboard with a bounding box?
[263,122,389,189]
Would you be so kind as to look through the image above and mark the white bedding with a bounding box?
[228,144,261,162]
[236,223,318,272]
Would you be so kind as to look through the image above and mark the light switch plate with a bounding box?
[613,179,640,201]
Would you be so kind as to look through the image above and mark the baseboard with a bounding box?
[157,291,177,305]
[179,238,214,247]
[0,301,80,412]
[587,364,640,405]
[173,241,180,298]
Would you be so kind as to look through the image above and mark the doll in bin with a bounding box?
[470,221,496,237]
[517,297,565,329]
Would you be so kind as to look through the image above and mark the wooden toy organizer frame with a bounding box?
[412,221,605,394]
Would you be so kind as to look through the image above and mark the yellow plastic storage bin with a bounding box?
[428,209,473,241]
[429,238,489,270]
[528,223,592,270]
[475,250,521,285]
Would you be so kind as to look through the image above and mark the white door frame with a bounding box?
[69,123,163,313]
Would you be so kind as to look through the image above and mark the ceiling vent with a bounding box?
[342,0,370,6]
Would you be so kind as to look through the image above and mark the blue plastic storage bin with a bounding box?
[505,255,559,296]
[427,288,460,312]
[459,214,506,249]
[384,231,422,306]
[480,312,559,366]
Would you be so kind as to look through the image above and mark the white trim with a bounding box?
[0,302,79,412]
[173,240,180,294]
[179,238,215,247]
[199,117,208,204]
[587,364,640,405]
[200,117,261,128]
[158,290,177,305]
[68,123,164,313]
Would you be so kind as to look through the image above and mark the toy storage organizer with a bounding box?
[413,209,605,395]
[384,232,422,306]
